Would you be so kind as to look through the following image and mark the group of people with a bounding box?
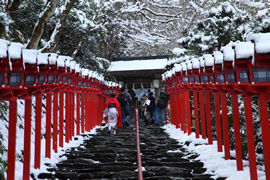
[103,87,135,134]
[103,86,170,134]
[137,90,170,126]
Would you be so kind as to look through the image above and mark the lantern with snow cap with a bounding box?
[203,54,215,84]
[8,42,30,98]
[221,45,237,84]
[191,58,200,84]
[45,53,59,91]
[0,39,12,99]
[23,49,42,96]
[56,56,70,89]
[74,64,82,91]
[250,33,270,83]
[213,51,225,84]
[67,61,77,88]
[181,62,189,85]
[233,42,254,84]
[81,69,89,92]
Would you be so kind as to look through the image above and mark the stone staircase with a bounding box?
[34,117,225,180]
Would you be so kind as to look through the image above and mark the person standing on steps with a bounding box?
[103,94,122,134]
[117,87,132,127]
[146,91,156,125]
[155,91,170,126]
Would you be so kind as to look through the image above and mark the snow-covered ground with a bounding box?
[163,124,266,180]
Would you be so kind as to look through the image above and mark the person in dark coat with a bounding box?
[155,91,170,125]
[117,87,132,127]
[128,87,136,100]
[146,92,156,125]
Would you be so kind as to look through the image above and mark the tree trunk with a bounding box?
[41,0,76,53]
[7,0,20,17]
[26,0,57,49]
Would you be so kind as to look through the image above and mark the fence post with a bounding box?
[45,92,52,158]
[214,93,222,152]
[199,91,206,139]
[220,93,230,160]
[258,93,270,180]
[34,96,42,169]
[243,96,258,180]
[23,97,32,180]
[205,91,213,145]
[7,99,17,180]
[231,94,243,170]
[59,92,64,147]
[186,90,192,135]
[53,92,58,153]
[193,90,199,138]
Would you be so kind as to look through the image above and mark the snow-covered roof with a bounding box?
[48,53,58,65]
[174,64,182,72]
[199,57,205,67]
[235,42,254,60]
[37,53,48,65]
[221,46,234,62]
[191,58,200,69]
[213,51,223,64]
[22,49,39,64]
[57,55,69,68]
[70,61,77,71]
[109,58,168,72]
[251,33,270,54]
[0,39,10,59]
[8,42,24,60]
[187,60,192,70]
[82,68,89,77]
[75,64,80,73]
[203,54,214,67]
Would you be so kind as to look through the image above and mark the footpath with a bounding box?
[35,116,225,180]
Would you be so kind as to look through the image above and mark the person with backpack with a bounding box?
[146,92,156,125]
[103,94,122,134]
[155,91,170,126]
[117,87,132,127]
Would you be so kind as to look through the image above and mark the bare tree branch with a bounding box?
[26,0,57,49]
[41,0,76,53]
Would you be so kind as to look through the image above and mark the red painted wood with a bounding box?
[258,93,270,180]
[45,92,52,158]
[76,93,80,135]
[220,93,230,160]
[23,98,31,180]
[53,92,58,153]
[71,93,74,138]
[59,93,64,148]
[186,90,192,135]
[214,93,222,152]
[182,91,187,133]
[7,100,17,180]
[176,92,180,129]
[65,92,70,143]
[34,96,42,169]
[205,91,213,144]
[199,91,206,139]
[231,94,243,171]
[193,91,199,138]
[243,96,258,180]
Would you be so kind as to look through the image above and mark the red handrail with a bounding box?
[134,108,143,180]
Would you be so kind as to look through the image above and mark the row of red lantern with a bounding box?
[162,33,270,180]
[0,39,120,180]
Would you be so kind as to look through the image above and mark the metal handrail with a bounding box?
[134,108,143,180]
